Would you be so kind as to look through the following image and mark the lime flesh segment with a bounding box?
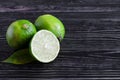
[30,30,60,63]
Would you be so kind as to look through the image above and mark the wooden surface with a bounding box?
[1,0,120,79]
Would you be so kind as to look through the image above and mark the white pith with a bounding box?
[31,30,60,63]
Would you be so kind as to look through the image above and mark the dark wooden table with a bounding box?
[1,0,120,79]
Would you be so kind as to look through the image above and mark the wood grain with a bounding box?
[1,0,120,79]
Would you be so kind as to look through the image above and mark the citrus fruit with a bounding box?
[30,30,60,63]
[35,14,65,41]
[6,20,37,49]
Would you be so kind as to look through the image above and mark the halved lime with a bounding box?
[30,30,60,63]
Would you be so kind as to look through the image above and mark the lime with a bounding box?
[6,20,37,49]
[35,14,65,41]
[30,30,60,63]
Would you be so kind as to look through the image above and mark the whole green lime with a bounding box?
[6,20,37,49]
[35,14,65,41]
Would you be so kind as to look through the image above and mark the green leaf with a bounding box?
[3,49,36,64]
